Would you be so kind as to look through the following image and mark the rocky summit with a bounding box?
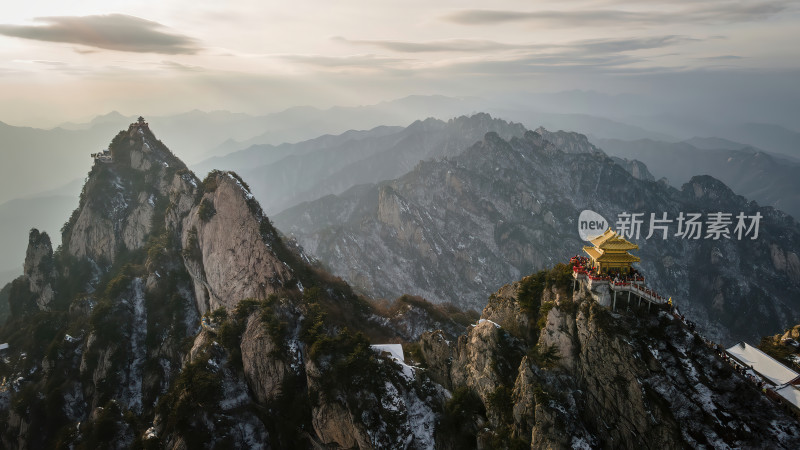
[1,120,799,449]
[275,126,800,345]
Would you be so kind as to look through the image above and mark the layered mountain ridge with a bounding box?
[276,127,800,344]
[193,113,528,214]
[1,120,799,449]
[597,138,800,219]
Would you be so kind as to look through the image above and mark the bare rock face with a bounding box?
[79,333,119,411]
[304,358,372,449]
[23,229,56,310]
[771,244,800,284]
[166,173,199,231]
[130,143,153,172]
[377,186,436,264]
[310,401,369,449]
[419,330,454,388]
[511,357,536,439]
[537,303,578,371]
[481,282,534,340]
[240,312,291,404]
[123,191,155,250]
[182,173,292,313]
[450,321,504,403]
[67,195,119,264]
[572,304,679,447]
[530,401,574,450]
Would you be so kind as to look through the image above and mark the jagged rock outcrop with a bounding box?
[770,243,800,285]
[182,172,292,314]
[240,312,291,404]
[611,156,656,182]
[22,229,56,310]
[304,356,373,449]
[63,120,194,266]
[449,321,507,403]
[533,126,603,154]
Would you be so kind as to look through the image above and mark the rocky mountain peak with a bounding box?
[682,174,741,203]
[22,229,55,311]
[61,117,197,267]
[534,125,603,154]
[23,229,53,279]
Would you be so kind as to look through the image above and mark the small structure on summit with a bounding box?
[582,228,640,275]
[132,116,150,131]
[572,227,666,311]
[90,148,112,163]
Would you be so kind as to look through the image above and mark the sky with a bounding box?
[0,0,798,127]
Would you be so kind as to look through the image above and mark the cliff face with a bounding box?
[181,172,292,314]
[419,272,800,449]
[22,229,56,311]
[275,128,800,344]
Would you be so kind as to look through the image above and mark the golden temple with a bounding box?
[582,228,640,274]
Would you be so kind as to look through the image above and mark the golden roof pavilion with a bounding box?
[582,228,640,274]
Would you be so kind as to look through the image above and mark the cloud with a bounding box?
[436,53,685,77]
[571,35,698,54]
[310,33,705,79]
[0,14,200,54]
[442,2,789,27]
[693,55,744,62]
[334,34,694,58]
[280,54,408,69]
[442,9,642,26]
[418,35,704,76]
[158,60,204,72]
[332,36,524,53]
[332,35,695,62]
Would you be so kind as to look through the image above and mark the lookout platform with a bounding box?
[570,229,669,312]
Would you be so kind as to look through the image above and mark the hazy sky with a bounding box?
[1,1,798,127]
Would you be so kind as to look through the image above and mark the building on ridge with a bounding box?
[582,228,640,275]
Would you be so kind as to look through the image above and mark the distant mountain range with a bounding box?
[275,121,800,344]
[192,114,528,214]
[619,115,800,160]
[596,138,800,219]
[2,95,797,290]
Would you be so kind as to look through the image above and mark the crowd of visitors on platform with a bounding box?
[570,255,667,302]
